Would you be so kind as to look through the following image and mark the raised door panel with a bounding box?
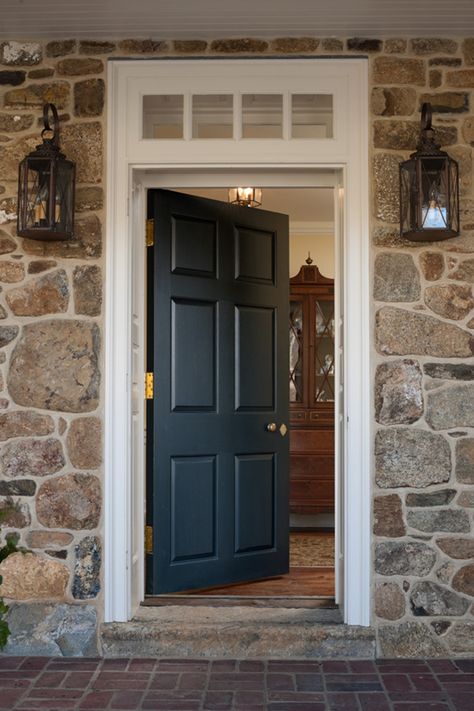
[235,305,275,411]
[171,215,217,278]
[234,454,275,554]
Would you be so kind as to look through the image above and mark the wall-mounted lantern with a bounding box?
[17,103,75,241]
[400,102,459,242]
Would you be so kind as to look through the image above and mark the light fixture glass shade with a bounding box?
[17,103,75,241]
[228,187,262,207]
[400,103,459,242]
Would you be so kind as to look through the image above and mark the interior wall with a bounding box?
[290,233,334,278]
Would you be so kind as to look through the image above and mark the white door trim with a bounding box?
[105,58,370,626]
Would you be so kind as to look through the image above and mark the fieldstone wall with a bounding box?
[0,36,473,656]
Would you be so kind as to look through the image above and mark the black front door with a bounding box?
[148,189,289,594]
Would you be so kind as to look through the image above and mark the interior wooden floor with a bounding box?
[144,531,335,605]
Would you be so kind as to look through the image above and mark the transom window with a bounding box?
[142,92,333,140]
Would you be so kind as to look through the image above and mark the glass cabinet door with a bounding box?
[289,300,304,403]
[314,299,335,403]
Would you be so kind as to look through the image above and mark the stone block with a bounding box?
[210,39,268,53]
[118,39,168,54]
[424,362,474,380]
[373,57,425,85]
[347,38,382,52]
[1,437,65,478]
[66,416,102,469]
[0,411,54,442]
[374,253,420,302]
[0,231,17,253]
[0,552,68,600]
[46,40,76,57]
[457,490,474,507]
[374,582,405,620]
[72,536,101,599]
[75,187,104,213]
[74,78,105,117]
[449,258,474,283]
[28,68,55,79]
[373,153,403,223]
[0,479,36,496]
[73,265,102,316]
[374,119,457,150]
[407,508,470,533]
[447,69,474,87]
[384,39,407,54]
[449,145,472,195]
[371,87,416,116]
[8,320,100,412]
[4,81,70,109]
[429,70,442,89]
[173,40,208,53]
[375,359,423,425]
[455,438,474,483]
[0,326,19,347]
[378,621,445,658]
[322,38,344,51]
[27,259,57,274]
[36,473,101,530]
[0,70,25,86]
[26,530,74,548]
[420,251,444,280]
[271,38,319,53]
[430,57,462,67]
[406,489,456,508]
[1,42,41,66]
[373,494,405,537]
[425,283,474,320]
[411,38,458,54]
[426,383,474,429]
[6,269,69,316]
[375,541,436,576]
[375,307,474,357]
[410,581,469,616]
[0,261,24,283]
[79,40,116,54]
[452,564,474,597]
[57,58,104,76]
[61,122,103,183]
[436,537,474,559]
[4,603,98,656]
[444,622,474,654]
[375,427,451,488]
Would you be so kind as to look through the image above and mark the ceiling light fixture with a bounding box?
[228,187,262,207]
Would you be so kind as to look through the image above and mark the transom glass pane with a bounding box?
[314,301,335,402]
[242,94,283,138]
[292,94,333,138]
[192,94,233,138]
[143,95,184,138]
[289,301,303,402]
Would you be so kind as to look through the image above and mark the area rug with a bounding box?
[290,533,335,568]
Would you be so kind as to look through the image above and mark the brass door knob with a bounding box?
[266,422,277,432]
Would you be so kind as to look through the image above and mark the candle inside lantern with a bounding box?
[422,200,447,229]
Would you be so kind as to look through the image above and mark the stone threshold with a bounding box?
[100,605,376,659]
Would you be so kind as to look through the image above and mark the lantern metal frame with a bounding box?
[17,103,76,241]
[399,102,459,242]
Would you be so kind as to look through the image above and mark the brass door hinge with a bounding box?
[145,372,154,399]
[146,218,154,247]
[145,525,153,555]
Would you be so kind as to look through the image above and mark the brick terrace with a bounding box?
[0,657,473,710]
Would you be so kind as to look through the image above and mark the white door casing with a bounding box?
[105,58,370,625]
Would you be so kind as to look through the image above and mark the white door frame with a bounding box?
[104,58,370,626]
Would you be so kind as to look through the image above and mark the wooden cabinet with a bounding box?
[289,260,334,514]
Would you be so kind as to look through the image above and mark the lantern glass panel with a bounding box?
[55,160,74,234]
[400,159,416,235]
[449,158,460,234]
[420,156,448,229]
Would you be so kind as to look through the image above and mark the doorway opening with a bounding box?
[144,182,340,604]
